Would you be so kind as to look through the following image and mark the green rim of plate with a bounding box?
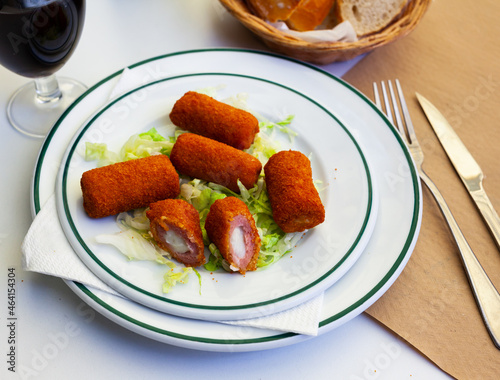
[60,72,374,311]
[33,48,420,345]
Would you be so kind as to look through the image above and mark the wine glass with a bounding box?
[0,0,86,138]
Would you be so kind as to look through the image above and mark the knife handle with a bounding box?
[471,188,500,251]
[419,172,500,349]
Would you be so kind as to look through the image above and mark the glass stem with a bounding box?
[34,75,63,103]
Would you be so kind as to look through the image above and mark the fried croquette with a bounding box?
[81,155,180,219]
[147,199,205,267]
[264,150,325,233]
[169,133,262,193]
[205,197,261,274]
[169,91,259,150]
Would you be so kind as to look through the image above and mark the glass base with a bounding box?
[7,77,87,139]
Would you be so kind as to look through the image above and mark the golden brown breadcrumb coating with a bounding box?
[80,155,180,219]
[264,150,325,233]
[169,133,262,193]
[147,199,205,267]
[169,91,259,150]
[205,197,261,274]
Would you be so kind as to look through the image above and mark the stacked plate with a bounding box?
[32,49,421,351]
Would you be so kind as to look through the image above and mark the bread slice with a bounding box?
[335,0,409,36]
[285,0,336,31]
[246,0,302,22]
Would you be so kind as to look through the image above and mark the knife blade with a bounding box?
[416,92,500,250]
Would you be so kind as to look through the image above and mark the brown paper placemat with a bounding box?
[341,0,500,378]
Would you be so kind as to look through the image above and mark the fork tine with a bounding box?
[380,81,394,125]
[394,79,417,143]
[379,80,500,349]
[387,80,406,136]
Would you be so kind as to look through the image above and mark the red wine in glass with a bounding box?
[0,0,86,138]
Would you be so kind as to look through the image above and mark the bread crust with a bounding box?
[246,0,301,22]
[334,0,409,36]
[247,0,336,31]
[285,0,336,31]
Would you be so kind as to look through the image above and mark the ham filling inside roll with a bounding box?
[162,228,190,254]
[229,215,258,271]
[154,224,197,259]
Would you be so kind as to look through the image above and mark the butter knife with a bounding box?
[416,93,500,250]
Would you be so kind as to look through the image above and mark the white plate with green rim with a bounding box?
[32,49,421,350]
[55,71,377,321]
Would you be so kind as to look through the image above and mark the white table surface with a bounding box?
[0,1,452,379]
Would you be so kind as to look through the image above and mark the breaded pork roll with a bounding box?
[170,133,262,193]
[81,155,180,219]
[169,91,259,150]
[205,197,261,274]
[264,150,325,233]
[147,199,205,267]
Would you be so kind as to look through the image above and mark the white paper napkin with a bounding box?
[21,68,324,336]
[271,20,358,43]
[22,195,121,297]
[21,195,323,335]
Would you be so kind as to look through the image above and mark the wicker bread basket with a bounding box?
[219,0,432,65]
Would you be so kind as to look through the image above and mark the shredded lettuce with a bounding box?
[116,207,150,232]
[236,179,304,269]
[203,243,223,272]
[262,115,297,143]
[96,209,205,294]
[95,228,173,265]
[138,128,167,142]
[120,127,174,160]
[179,177,303,272]
[245,115,296,166]
[162,267,202,294]
[85,127,174,166]
[163,267,193,294]
[84,142,120,167]
[88,90,305,293]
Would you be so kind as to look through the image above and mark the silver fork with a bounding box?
[374,79,500,349]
